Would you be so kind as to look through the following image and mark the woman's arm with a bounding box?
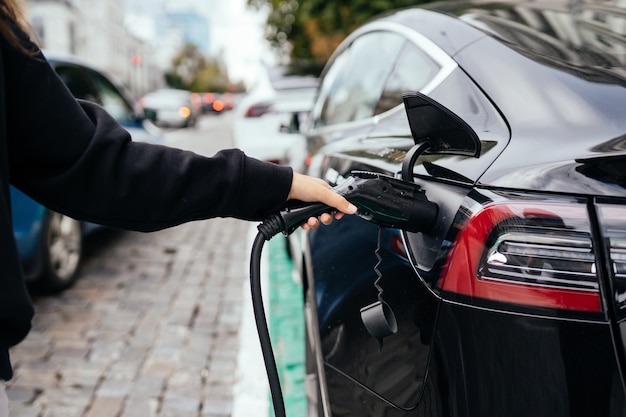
[4,32,354,230]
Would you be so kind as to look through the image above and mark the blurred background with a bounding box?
[21,0,435,97]
[24,0,271,97]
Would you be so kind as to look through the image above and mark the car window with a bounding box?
[314,31,406,128]
[54,63,136,123]
[54,65,100,104]
[87,69,136,123]
[375,42,440,115]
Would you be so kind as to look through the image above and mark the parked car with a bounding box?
[220,92,235,111]
[288,1,626,416]
[198,92,233,114]
[232,66,318,166]
[12,52,164,294]
[140,88,200,128]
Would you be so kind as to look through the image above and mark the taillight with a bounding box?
[203,92,215,104]
[597,203,626,319]
[440,199,602,315]
[212,100,225,112]
[245,102,272,118]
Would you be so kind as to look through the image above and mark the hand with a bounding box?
[288,172,357,230]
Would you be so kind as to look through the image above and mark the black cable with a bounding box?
[373,226,384,302]
[250,231,286,417]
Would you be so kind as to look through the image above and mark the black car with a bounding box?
[288,1,626,416]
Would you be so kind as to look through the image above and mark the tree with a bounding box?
[164,43,231,92]
[247,0,437,72]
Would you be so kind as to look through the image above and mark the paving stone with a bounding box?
[4,386,38,405]
[40,404,85,417]
[33,386,92,411]
[5,403,41,417]
[120,397,158,417]
[160,394,201,415]
[96,379,133,398]
[83,396,124,417]
[60,361,106,389]
[130,374,165,398]
[200,399,232,417]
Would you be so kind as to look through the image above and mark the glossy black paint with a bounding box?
[306,217,435,415]
[434,302,625,417]
[294,1,626,416]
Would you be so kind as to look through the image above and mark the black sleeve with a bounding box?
[4,32,293,230]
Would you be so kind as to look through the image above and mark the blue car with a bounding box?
[12,52,163,294]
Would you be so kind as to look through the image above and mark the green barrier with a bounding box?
[268,237,306,417]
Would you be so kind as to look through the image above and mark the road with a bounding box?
[6,113,276,417]
[164,113,234,157]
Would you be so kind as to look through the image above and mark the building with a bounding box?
[157,10,210,54]
[25,0,162,96]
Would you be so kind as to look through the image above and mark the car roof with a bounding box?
[43,50,108,74]
[375,1,626,76]
[374,3,626,137]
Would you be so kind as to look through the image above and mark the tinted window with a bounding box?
[375,42,440,115]
[55,65,99,103]
[54,64,135,123]
[88,70,135,123]
[314,31,406,127]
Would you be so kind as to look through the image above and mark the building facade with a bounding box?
[25,0,162,96]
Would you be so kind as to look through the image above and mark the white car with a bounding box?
[232,67,318,170]
[140,88,200,128]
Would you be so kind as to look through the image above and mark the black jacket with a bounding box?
[0,26,293,380]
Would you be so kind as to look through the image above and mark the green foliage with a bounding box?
[247,0,438,69]
[164,43,231,92]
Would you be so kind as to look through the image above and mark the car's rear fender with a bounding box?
[414,186,626,416]
[10,186,45,262]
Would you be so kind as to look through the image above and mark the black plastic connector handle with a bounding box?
[341,172,438,233]
[258,172,438,239]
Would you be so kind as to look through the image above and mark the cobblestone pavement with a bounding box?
[7,217,255,417]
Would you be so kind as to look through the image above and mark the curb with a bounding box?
[267,236,306,416]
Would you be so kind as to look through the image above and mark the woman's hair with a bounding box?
[0,0,34,54]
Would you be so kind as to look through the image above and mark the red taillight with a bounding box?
[440,201,601,313]
[203,92,215,104]
[212,100,225,112]
[245,103,272,118]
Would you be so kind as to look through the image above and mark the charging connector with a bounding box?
[258,172,438,239]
